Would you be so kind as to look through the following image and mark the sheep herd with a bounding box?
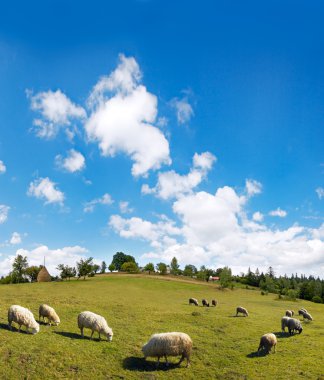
[5,298,314,369]
[188,297,314,358]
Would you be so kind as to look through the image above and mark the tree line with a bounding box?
[1,253,323,304]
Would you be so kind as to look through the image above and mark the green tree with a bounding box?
[170,257,180,275]
[25,265,41,282]
[12,254,28,283]
[220,266,232,288]
[100,261,107,274]
[108,263,116,272]
[57,264,76,280]
[144,263,155,274]
[183,264,197,277]
[76,257,94,280]
[156,262,167,275]
[111,252,136,271]
[121,261,139,273]
[92,264,100,274]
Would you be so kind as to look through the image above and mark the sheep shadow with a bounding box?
[0,323,29,334]
[247,350,269,358]
[273,331,291,338]
[123,356,180,371]
[54,331,88,340]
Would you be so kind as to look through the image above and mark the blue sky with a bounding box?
[0,0,323,277]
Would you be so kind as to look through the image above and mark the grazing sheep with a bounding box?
[281,316,291,332]
[258,333,277,354]
[142,332,192,367]
[202,299,210,307]
[77,311,113,341]
[189,298,199,306]
[8,305,40,334]
[211,299,217,307]
[287,318,303,335]
[285,310,294,317]
[39,304,60,326]
[236,306,249,317]
[302,311,313,321]
[298,308,307,316]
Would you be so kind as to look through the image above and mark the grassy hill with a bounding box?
[0,274,323,379]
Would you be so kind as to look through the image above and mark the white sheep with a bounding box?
[142,332,192,367]
[202,299,210,307]
[258,333,277,354]
[77,311,113,341]
[298,308,307,316]
[8,305,40,334]
[189,298,199,306]
[287,318,303,335]
[302,311,313,321]
[281,316,291,332]
[236,306,249,317]
[285,310,294,317]
[39,304,60,326]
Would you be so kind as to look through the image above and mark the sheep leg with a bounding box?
[98,332,101,341]
[80,327,84,338]
[273,344,276,353]
[156,357,160,367]
[177,354,185,366]
[18,324,21,332]
[8,321,12,330]
[90,330,94,340]
[164,355,169,366]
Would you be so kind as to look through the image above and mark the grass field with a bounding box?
[0,274,323,379]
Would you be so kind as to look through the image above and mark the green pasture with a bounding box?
[0,274,323,379]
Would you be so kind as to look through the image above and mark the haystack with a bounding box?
[37,266,51,282]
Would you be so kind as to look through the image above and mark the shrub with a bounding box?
[312,295,323,303]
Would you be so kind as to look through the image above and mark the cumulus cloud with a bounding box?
[316,187,324,200]
[10,232,22,245]
[0,205,10,224]
[0,245,89,277]
[27,177,64,205]
[119,201,133,214]
[0,160,6,174]
[83,193,113,213]
[28,89,86,139]
[85,54,171,177]
[142,152,216,200]
[252,211,264,222]
[110,184,324,277]
[171,96,194,124]
[56,149,86,173]
[269,208,287,217]
[245,179,262,197]
[109,214,181,249]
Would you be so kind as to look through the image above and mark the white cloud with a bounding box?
[119,201,133,214]
[269,208,287,218]
[316,187,324,200]
[171,96,194,124]
[109,214,181,249]
[245,179,262,197]
[0,245,89,277]
[252,211,264,222]
[0,160,6,174]
[142,152,216,200]
[85,54,171,177]
[110,183,324,277]
[10,232,22,245]
[56,149,86,173]
[0,205,10,224]
[28,89,86,139]
[83,193,113,213]
[27,177,64,205]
